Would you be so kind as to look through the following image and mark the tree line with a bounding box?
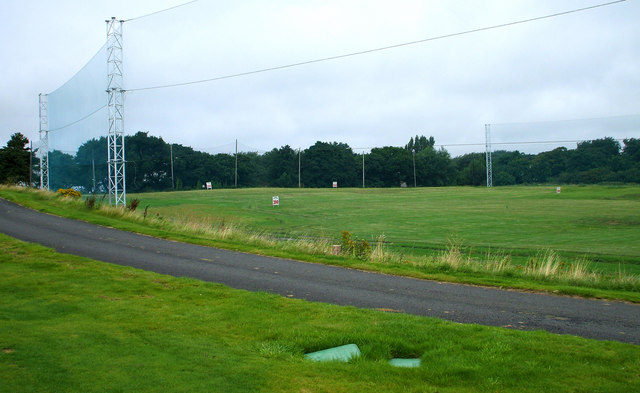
[2,131,639,191]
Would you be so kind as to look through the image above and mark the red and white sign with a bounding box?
[272,196,279,207]
[206,182,212,190]
[556,187,561,194]
[333,181,338,188]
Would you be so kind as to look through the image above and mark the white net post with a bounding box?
[485,124,492,188]
[38,93,49,190]
[106,17,126,206]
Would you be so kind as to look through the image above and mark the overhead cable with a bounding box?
[49,105,107,132]
[123,0,199,22]
[127,0,626,92]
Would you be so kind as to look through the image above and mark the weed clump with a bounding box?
[85,195,97,209]
[524,250,599,284]
[127,198,140,212]
[341,231,372,260]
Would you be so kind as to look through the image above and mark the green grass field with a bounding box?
[133,185,640,269]
[1,234,638,393]
[2,185,639,301]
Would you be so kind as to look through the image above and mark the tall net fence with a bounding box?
[43,43,108,191]
[39,4,259,192]
[39,3,639,193]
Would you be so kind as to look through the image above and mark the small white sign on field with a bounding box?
[556,186,561,194]
[206,182,212,190]
[333,181,338,188]
[272,196,279,207]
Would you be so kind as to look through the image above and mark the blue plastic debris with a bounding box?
[305,344,361,362]
[389,358,421,368]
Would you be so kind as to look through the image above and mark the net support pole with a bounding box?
[38,93,49,190]
[485,124,493,188]
[362,151,365,188]
[298,148,301,188]
[106,17,126,206]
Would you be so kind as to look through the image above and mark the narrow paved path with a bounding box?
[1,198,638,344]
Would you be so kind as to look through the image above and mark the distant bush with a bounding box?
[56,188,81,198]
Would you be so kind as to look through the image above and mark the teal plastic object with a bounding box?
[305,344,361,362]
[389,358,421,368]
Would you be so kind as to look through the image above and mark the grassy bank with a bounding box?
[133,185,640,264]
[1,234,638,392]
[1,185,639,301]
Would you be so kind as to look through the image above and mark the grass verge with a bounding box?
[0,185,639,302]
[1,234,638,392]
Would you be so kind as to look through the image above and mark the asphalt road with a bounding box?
[1,198,638,344]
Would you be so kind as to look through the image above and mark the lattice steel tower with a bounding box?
[485,124,493,188]
[106,17,126,206]
[38,93,49,190]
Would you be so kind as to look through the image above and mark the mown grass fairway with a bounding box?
[134,185,640,270]
[1,234,639,393]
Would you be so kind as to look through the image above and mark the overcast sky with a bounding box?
[1,0,638,157]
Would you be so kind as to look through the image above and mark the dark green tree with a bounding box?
[454,153,486,186]
[0,132,31,184]
[415,147,456,186]
[48,150,78,190]
[405,135,435,153]
[569,137,620,172]
[75,137,108,193]
[492,151,534,185]
[529,147,569,183]
[264,145,299,187]
[125,132,172,192]
[301,142,358,187]
[618,138,640,183]
[164,143,225,190]
[236,152,266,187]
[622,138,640,163]
[366,146,412,187]
[168,144,197,190]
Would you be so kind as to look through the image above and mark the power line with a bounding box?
[353,137,631,151]
[49,105,107,132]
[123,0,199,23]
[126,0,626,92]
[436,139,628,148]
